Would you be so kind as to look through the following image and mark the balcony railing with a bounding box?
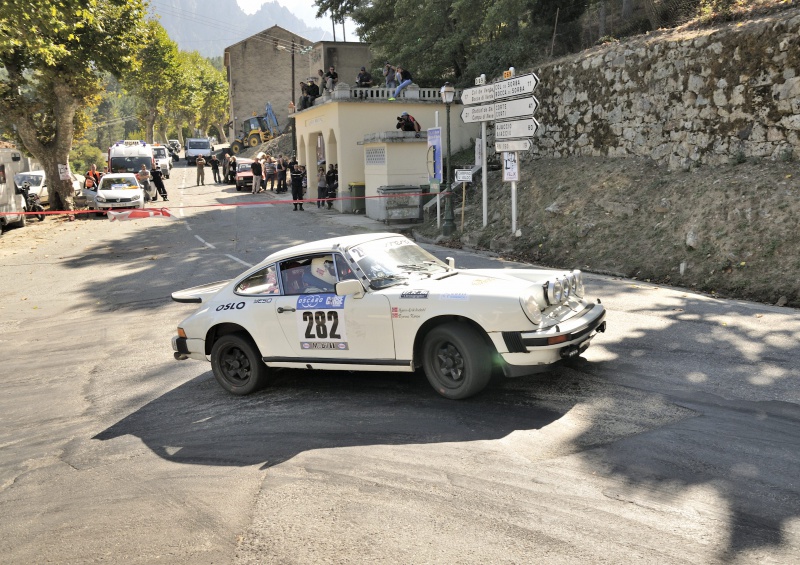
[297,82,459,111]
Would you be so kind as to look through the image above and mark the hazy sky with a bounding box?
[237,0,354,40]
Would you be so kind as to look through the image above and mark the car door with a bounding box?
[273,253,396,363]
[232,263,293,359]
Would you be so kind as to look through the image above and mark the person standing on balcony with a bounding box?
[382,63,397,89]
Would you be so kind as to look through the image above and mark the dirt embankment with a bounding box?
[416,155,800,307]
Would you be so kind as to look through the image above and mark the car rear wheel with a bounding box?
[421,323,492,400]
[210,333,269,395]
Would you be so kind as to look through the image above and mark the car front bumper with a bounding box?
[492,303,607,377]
[172,335,208,361]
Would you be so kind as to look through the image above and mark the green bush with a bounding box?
[71,143,106,176]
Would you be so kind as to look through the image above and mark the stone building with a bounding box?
[224,27,372,144]
[224,26,312,142]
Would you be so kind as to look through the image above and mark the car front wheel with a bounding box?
[210,333,269,395]
[421,323,492,400]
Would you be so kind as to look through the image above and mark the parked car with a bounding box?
[13,171,47,202]
[84,173,144,215]
[171,233,607,399]
[234,158,254,191]
[152,145,172,178]
[13,170,86,206]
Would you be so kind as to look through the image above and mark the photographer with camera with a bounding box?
[396,112,421,135]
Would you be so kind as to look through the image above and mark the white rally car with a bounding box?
[171,233,606,399]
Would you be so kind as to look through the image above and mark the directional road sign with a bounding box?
[495,139,532,152]
[461,104,495,123]
[461,83,495,106]
[494,73,540,100]
[494,96,539,121]
[494,117,541,139]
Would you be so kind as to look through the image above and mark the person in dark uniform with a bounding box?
[151,166,168,201]
[209,154,221,183]
[290,163,306,211]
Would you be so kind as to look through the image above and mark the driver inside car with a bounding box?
[303,256,337,293]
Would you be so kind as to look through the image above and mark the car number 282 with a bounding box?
[302,310,341,339]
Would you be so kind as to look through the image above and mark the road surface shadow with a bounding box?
[94,368,565,469]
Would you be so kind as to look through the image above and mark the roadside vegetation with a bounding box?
[0,0,227,210]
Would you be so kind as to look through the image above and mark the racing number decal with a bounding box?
[302,310,341,339]
[295,294,348,351]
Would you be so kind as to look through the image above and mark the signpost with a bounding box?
[495,139,532,152]
[455,169,472,183]
[460,69,542,234]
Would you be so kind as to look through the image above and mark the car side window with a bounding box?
[279,254,344,295]
[235,265,279,295]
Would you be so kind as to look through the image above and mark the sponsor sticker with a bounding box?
[296,294,346,310]
[254,298,273,304]
[440,293,469,301]
[301,342,349,350]
[400,290,429,299]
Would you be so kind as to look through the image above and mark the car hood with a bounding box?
[382,268,560,295]
[172,280,232,303]
[98,188,142,198]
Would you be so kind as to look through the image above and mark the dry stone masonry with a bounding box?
[531,8,800,170]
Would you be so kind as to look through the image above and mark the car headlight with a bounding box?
[545,279,564,305]
[572,270,585,297]
[562,275,572,300]
[130,193,141,201]
[520,291,542,324]
[96,195,106,203]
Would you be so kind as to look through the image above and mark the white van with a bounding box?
[0,148,31,233]
[151,144,172,178]
[108,140,155,175]
[185,138,212,166]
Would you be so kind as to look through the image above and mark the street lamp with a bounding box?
[440,82,455,236]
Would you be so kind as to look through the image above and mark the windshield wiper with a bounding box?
[368,273,408,289]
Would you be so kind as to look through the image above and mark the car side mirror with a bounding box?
[335,279,364,298]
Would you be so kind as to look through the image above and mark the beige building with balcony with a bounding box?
[293,84,480,220]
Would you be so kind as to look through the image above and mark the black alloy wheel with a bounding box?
[421,322,492,400]
[210,333,269,395]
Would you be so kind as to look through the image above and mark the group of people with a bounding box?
[85,162,169,202]
[235,153,293,193]
[295,63,414,109]
[136,163,168,201]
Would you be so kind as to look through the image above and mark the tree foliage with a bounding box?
[120,19,180,144]
[343,0,748,86]
[0,0,147,209]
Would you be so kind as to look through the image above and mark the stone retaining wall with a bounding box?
[531,8,800,170]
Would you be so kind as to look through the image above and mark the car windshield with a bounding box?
[188,140,211,149]
[14,173,44,187]
[110,156,151,174]
[99,177,139,190]
[238,163,252,172]
[153,148,167,158]
[348,237,449,289]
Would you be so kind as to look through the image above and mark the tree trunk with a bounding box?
[643,0,662,30]
[12,78,80,211]
[145,111,157,144]
[621,0,633,20]
[599,0,607,37]
[215,124,228,144]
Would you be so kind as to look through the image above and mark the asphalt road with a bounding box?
[1,159,798,564]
